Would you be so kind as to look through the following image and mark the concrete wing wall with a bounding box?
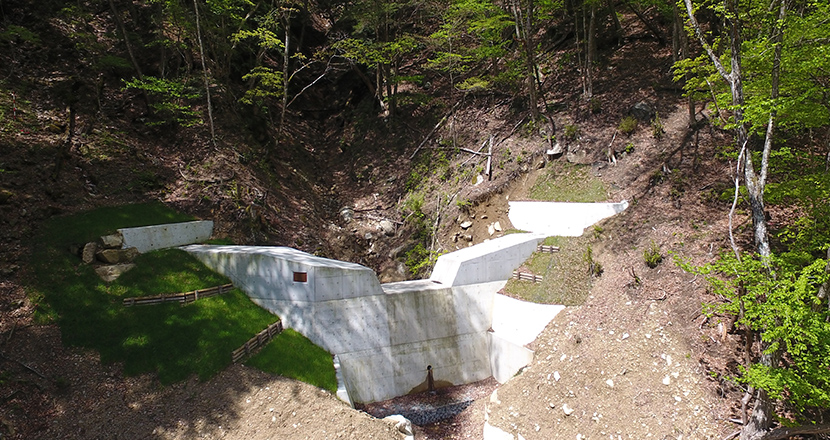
[120,220,213,253]
[507,201,629,236]
[430,233,543,286]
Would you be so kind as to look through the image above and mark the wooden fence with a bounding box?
[512,271,543,283]
[537,245,560,253]
[122,283,234,307]
[232,320,284,363]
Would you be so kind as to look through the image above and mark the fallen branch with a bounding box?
[0,352,47,380]
[756,423,830,440]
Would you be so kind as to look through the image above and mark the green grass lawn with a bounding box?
[27,203,335,387]
[246,329,337,392]
[502,236,594,305]
[529,162,607,202]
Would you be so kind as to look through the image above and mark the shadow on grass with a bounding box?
[246,329,337,393]
[27,203,278,384]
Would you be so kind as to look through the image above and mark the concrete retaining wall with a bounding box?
[183,234,547,404]
[508,201,628,236]
[120,220,213,253]
[430,233,545,286]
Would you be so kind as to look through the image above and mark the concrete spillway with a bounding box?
[508,200,628,236]
[183,233,557,404]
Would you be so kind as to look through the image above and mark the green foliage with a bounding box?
[246,329,337,392]
[765,147,830,255]
[585,244,603,277]
[0,25,41,45]
[678,253,830,415]
[651,112,664,139]
[590,97,602,114]
[617,116,638,135]
[123,76,201,127]
[405,243,440,276]
[428,0,514,86]
[239,66,284,106]
[643,240,662,268]
[674,1,830,134]
[563,124,579,140]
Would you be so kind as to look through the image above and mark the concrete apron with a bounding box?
[182,233,567,405]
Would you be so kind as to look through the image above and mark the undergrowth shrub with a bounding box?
[618,116,638,135]
[644,240,663,268]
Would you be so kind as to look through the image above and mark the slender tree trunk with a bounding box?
[279,12,290,135]
[109,0,143,80]
[193,0,216,147]
[512,0,539,121]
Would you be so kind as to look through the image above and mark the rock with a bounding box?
[100,233,123,249]
[383,415,414,436]
[460,220,473,230]
[339,207,354,222]
[488,224,495,236]
[566,148,588,164]
[562,403,575,416]
[475,175,484,186]
[493,221,502,232]
[82,242,98,264]
[464,234,473,242]
[94,263,136,282]
[606,379,614,387]
[0,189,12,204]
[547,141,564,157]
[364,232,373,240]
[96,247,140,264]
[630,101,656,121]
[379,220,395,236]
[553,371,561,381]
[663,376,671,385]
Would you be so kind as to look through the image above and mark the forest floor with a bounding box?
[0,12,753,440]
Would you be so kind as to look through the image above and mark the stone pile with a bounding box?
[72,232,140,282]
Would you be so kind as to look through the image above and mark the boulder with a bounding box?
[94,263,136,282]
[339,207,354,223]
[100,233,123,249]
[96,247,140,264]
[82,242,98,264]
[379,220,395,236]
[383,415,414,437]
[629,101,656,121]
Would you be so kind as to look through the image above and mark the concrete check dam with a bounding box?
[118,201,627,405]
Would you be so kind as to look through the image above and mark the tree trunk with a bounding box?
[193,0,216,147]
[109,0,143,80]
[279,12,290,135]
[512,0,539,121]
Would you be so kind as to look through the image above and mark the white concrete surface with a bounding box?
[488,294,564,383]
[430,233,544,286]
[183,234,562,404]
[120,220,213,253]
[491,294,565,347]
[483,422,516,440]
[508,200,628,236]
